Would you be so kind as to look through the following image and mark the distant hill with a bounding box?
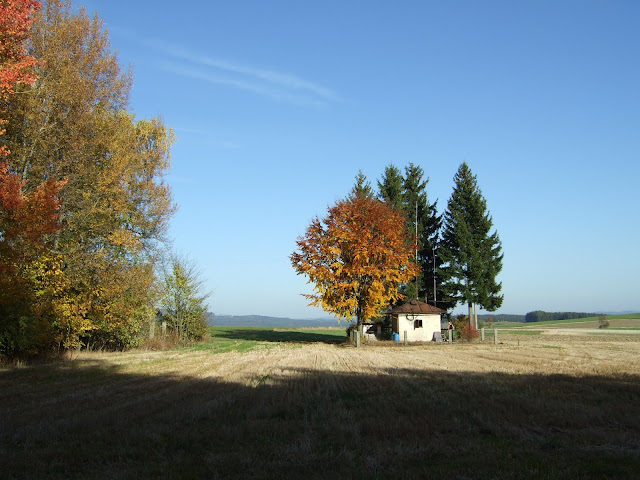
[208,314,344,328]
[209,313,530,327]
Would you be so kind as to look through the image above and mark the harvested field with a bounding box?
[2,331,639,479]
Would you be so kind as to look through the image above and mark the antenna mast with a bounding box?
[433,246,437,306]
[415,201,418,300]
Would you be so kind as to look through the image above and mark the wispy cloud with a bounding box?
[145,38,338,108]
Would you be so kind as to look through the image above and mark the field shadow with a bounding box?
[1,357,639,479]
[211,328,347,344]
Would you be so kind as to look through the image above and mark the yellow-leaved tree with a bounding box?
[291,196,419,336]
[1,0,174,355]
[160,254,210,343]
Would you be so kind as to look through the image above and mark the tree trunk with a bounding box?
[473,303,478,330]
[468,303,473,328]
[357,302,364,339]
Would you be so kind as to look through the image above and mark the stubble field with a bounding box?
[2,329,639,479]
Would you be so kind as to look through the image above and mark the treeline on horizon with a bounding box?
[209,312,607,327]
[480,312,604,323]
[523,311,604,323]
[477,314,525,323]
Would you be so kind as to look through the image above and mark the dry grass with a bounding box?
[513,316,640,330]
[2,332,639,479]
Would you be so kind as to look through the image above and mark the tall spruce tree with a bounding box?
[439,163,503,327]
[377,164,403,211]
[402,163,443,305]
[350,169,375,200]
[376,163,443,306]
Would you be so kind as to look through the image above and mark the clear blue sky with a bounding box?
[78,0,639,318]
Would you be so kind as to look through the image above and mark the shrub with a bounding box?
[598,315,609,329]
[459,324,479,342]
[451,315,469,340]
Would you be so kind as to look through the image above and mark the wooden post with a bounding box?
[493,328,498,344]
[481,327,485,343]
[355,331,360,348]
[404,331,408,346]
[162,321,167,339]
[149,321,155,340]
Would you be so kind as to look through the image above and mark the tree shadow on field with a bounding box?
[212,327,346,344]
[1,357,639,479]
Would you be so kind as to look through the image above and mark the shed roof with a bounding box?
[387,299,445,315]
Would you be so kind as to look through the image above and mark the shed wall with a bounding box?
[396,313,441,342]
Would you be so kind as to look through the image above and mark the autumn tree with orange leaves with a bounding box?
[1,1,174,356]
[0,0,70,355]
[0,0,40,153]
[0,0,40,160]
[0,162,66,355]
[0,0,46,263]
[291,196,420,336]
[0,0,62,271]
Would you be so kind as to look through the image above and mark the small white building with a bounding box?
[387,299,445,342]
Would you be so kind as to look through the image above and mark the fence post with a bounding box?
[481,327,485,343]
[149,321,155,340]
[493,328,498,344]
[355,330,360,348]
[162,321,167,339]
[404,331,408,346]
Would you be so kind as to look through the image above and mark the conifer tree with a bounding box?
[376,163,444,307]
[377,163,403,211]
[401,163,443,305]
[349,169,374,200]
[439,163,503,327]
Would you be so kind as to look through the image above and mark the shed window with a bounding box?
[414,319,423,329]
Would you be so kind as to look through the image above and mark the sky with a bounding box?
[76,0,639,319]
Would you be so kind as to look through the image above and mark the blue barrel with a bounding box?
[393,333,399,342]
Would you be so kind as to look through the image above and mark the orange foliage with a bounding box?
[291,197,420,325]
[0,0,40,94]
[0,160,65,269]
[459,324,479,342]
[0,0,40,157]
[0,160,66,354]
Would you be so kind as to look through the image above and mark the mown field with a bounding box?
[493,313,640,331]
[2,327,640,479]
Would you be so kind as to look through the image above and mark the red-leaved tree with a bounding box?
[0,0,47,284]
[0,161,65,266]
[0,1,71,356]
[1,0,41,157]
